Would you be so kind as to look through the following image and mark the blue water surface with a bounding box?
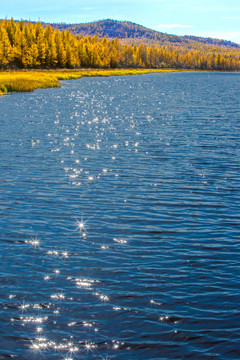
[0,71,240,360]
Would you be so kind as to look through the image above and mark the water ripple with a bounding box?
[0,72,240,359]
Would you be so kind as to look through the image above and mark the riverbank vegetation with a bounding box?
[1,19,240,71]
[0,69,175,96]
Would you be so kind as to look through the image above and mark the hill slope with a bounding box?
[50,19,240,49]
[1,19,240,71]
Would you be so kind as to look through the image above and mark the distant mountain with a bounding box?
[50,19,240,49]
[1,19,240,71]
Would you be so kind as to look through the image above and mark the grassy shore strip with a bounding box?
[0,69,177,96]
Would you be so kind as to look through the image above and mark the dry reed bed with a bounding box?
[0,69,176,96]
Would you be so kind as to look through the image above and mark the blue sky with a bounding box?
[1,0,240,44]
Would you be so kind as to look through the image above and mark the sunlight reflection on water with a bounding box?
[0,72,240,359]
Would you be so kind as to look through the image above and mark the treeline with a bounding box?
[0,19,240,71]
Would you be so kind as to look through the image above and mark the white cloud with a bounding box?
[197,7,240,12]
[157,24,192,29]
[222,16,240,19]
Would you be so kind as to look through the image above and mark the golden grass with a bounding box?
[0,68,176,96]
[0,71,60,96]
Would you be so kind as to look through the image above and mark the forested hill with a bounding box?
[50,19,240,49]
[1,19,240,71]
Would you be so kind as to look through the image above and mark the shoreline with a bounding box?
[0,68,178,96]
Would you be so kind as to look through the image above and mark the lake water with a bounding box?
[0,72,240,360]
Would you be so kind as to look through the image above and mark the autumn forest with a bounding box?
[0,19,240,71]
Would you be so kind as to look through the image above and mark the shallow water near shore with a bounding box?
[0,71,240,360]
